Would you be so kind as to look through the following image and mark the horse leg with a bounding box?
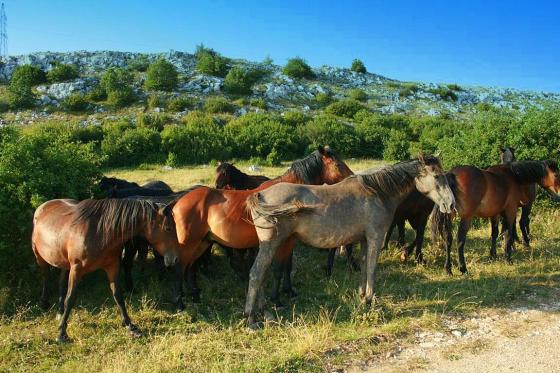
[325,248,336,277]
[490,216,499,259]
[122,241,136,292]
[57,269,68,319]
[104,261,141,338]
[520,204,531,247]
[359,238,368,298]
[457,218,472,274]
[504,209,517,263]
[346,244,360,271]
[57,264,82,343]
[364,232,384,305]
[39,263,50,310]
[185,240,212,303]
[443,214,454,275]
[245,239,281,327]
[414,222,427,264]
[397,220,406,247]
[270,236,296,306]
[282,250,297,298]
[382,222,396,250]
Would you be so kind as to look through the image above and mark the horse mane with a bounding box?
[359,156,439,197]
[72,199,159,247]
[287,150,330,184]
[509,161,549,183]
[216,162,247,183]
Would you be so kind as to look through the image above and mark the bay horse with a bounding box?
[171,146,354,306]
[432,160,560,275]
[214,161,358,280]
[32,198,182,342]
[99,176,174,198]
[245,156,455,325]
[500,146,537,246]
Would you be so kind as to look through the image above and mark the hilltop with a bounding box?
[0,50,558,125]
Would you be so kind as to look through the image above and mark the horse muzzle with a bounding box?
[163,251,179,267]
[439,199,455,214]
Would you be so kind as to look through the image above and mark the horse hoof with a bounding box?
[127,325,142,338]
[56,313,63,321]
[399,252,408,262]
[56,332,71,344]
[460,269,469,276]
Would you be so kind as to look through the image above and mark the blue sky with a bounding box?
[4,0,559,92]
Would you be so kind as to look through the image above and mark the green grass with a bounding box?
[2,161,560,372]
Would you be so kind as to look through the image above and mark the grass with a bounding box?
[2,160,560,372]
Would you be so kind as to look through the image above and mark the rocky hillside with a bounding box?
[1,50,559,121]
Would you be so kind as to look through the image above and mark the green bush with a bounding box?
[348,88,367,102]
[137,112,171,131]
[145,59,178,91]
[101,126,162,166]
[303,114,357,156]
[106,88,135,108]
[225,112,302,159]
[250,98,267,110]
[383,129,410,161]
[283,57,315,79]
[351,59,367,73]
[11,65,47,86]
[147,94,167,109]
[47,63,79,83]
[223,66,264,95]
[62,93,89,112]
[70,124,104,146]
[87,84,107,102]
[315,92,332,106]
[204,96,236,114]
[326,99,366,118]
[168,96,197,112]
[398,83,419,98]
[447,83,463,91]
[428,87,458,101]
[100,68,133,94]
[0,125,101,252]
[7,79,35,109]
[282,111,309,127]
[128,55,150,72]
[195,45,229,77]
[354,121,390,158]
[161,112,230,164]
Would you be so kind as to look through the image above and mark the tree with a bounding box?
[145,59,178,91]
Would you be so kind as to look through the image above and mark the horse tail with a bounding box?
[430,204,453,248]
[246,192,320,225]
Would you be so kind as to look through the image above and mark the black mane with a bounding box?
[509,161,549,183]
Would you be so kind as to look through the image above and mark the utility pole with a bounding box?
[0,3,7,60]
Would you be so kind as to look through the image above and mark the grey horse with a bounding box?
[244,155,455,325]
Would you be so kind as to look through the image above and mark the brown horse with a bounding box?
[432,160,560,275]
[32,198,181,343]
[499,147,537,246]
[214,162,270,190]
[171,146,354,306]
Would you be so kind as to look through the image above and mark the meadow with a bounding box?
[1,160,559,372]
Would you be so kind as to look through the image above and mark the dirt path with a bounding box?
[347,293,560,373]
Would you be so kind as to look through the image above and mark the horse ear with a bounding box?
[317,145,326,155]
[418,153,426,165]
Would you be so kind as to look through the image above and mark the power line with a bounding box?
[0,3,7,59]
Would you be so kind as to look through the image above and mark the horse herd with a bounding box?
[30,145,560,342]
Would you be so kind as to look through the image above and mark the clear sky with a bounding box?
[3,0,559,92]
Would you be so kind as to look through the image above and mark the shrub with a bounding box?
[137,112,171,131]
[326,99,366,118]
[7,80,35,109]
[161,112,230,164]
[398,83,419,98]
[47,63,79,83]
[447,83,463,91]
[70,124,104,146]
[223,66,264,95]
[315,92,332,106]
[383,129,410,161]
[147,94,167,109]
[87,84,107,102]
[266,148,282,166]
[62,93,89,112]
[0,125,101,251]
[348,88,367,102]
[128,55,150,72]
[168,96,196,112]
[106,88,135,108]
[282,111,309,127]
[250,98,267,110]
[195,45,229,77]
[283,57,315,79]
[351,59,367,73]
[428,87,458,101]
[204,96,236,114]
[145,59,178,91]
[10,65,47,86]
[303,114,358,156]
[101,126,162,166]
[354,121,390,158]
[100,68,133,94]
[225,112,302,159]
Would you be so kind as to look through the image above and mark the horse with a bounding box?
[214,161,358,279]
[32,198,182,343]
[432,160,560,275]
[170,146,354,307]
[98,176,174,198]
[244,156,455,325]
[499,146,537,246]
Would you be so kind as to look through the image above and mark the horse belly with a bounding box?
[295,209,363,248]
[33,227,70,269]
[209,221,259,249]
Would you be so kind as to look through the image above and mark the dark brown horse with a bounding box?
[32,198,181,342]
[214,162,271,190]
[171,146,354,307]
[499,146,537,246]
[432,160,560,274]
